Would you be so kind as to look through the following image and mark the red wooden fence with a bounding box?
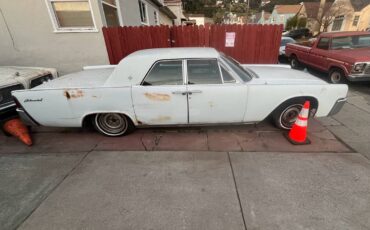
[103,24,283,64]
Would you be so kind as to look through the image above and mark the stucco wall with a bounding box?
[120,0,160,26]
[0,0,109,75]
[159,11,173,25]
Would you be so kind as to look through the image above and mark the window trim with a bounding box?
[100,0,123,26]
[317,37,331,50]
[352,15,360,27]
[140,59,185,86]
[186,59,223,85]
[139,0,149,25]
[45,0,98,33]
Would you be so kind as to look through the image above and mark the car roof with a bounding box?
[105,48,221,86]
[127,47,220,60]
[320,31,370,38]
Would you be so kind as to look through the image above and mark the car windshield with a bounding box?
[331,35,370,49]
[220,54,252,82]
[281,38,295,46]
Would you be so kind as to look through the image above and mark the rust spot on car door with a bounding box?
[144,93,170,101]
[64,89,84,99]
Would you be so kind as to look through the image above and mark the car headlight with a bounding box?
[352,63,367,73]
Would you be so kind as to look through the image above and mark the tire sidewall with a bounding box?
[93,113,129,137]
[290,56,300,69]
[329,69,344,84]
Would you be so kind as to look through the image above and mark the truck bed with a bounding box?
[34,68,114,90]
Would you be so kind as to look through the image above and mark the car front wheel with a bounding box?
[329,68,345,84]
[273,101,305,130]
[93,113,134,137]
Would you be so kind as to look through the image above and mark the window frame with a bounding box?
[332,15,344,31]
[45,0,98,33]
[100,0,123,27]
[138,0,149,25]
[186,59,224,85]
[141,59,185,86]
[317,37,330,50]
[352,15,360,27]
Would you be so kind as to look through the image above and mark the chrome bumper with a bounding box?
[348,73,370,81]
[16,108,38,126]
[328,98,346,116]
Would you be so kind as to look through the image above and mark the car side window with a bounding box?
[142,60,183,86]
[221,66,236,83]
[317,38,330,50]
[187,59,222,84]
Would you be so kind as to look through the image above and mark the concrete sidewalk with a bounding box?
[2,151,369,230]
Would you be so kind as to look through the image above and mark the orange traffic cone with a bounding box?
[2,118,32,146]
[286,101,311,145]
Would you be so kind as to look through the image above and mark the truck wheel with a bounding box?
[273,99,305,130]
[329,68,345,84]
[93,113,134,137]
[290,55,303,70]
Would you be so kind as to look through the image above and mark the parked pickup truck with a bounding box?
[286,31,370,83]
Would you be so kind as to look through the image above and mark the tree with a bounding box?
[286,15,298,30]
[297,17,307,28]
[314,0,349,33]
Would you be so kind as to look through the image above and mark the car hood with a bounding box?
[244,65,327,85]
[330,48,370,63]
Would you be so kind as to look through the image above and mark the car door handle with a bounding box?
[188,90,202,94]
[172,91,187,95]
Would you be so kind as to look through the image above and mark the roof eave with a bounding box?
[159,6,177,19]
[150,0,163,7]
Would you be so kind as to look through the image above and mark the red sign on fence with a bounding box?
[103,24,283,65]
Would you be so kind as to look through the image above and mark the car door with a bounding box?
[186,59,248,124]
[131,60,188,125]
[309,37,330,71]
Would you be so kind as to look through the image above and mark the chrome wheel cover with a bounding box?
[96,113,127,136]
[280,104,303,129]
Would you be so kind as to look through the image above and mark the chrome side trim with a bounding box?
[16,108,38,126]
[328,98,346,116]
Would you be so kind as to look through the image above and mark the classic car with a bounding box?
[0,66,58,120]
[286,31,370,83]
[12,48,348,137]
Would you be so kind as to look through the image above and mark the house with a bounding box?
[269,5,302,28]
[223,13,246,25]
[257,11,272,24]
[0,0,176,74]
[164,0,187,25]
[328,0,370,31]
[185,14,214,25]
[298,2,333,31]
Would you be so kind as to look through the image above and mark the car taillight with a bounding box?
[13,96,22,109]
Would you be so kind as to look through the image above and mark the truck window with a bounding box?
[317,38,330,50]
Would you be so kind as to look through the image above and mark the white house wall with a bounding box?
[0,0,109,75]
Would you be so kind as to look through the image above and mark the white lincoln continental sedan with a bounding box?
[12,48,348,137]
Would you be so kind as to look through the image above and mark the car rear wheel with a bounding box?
[290,55,303,70]
[93,113,134,137]
[273,100,305,130]
[329,68,345,84]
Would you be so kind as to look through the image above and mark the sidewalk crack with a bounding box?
[227,152,247,230]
